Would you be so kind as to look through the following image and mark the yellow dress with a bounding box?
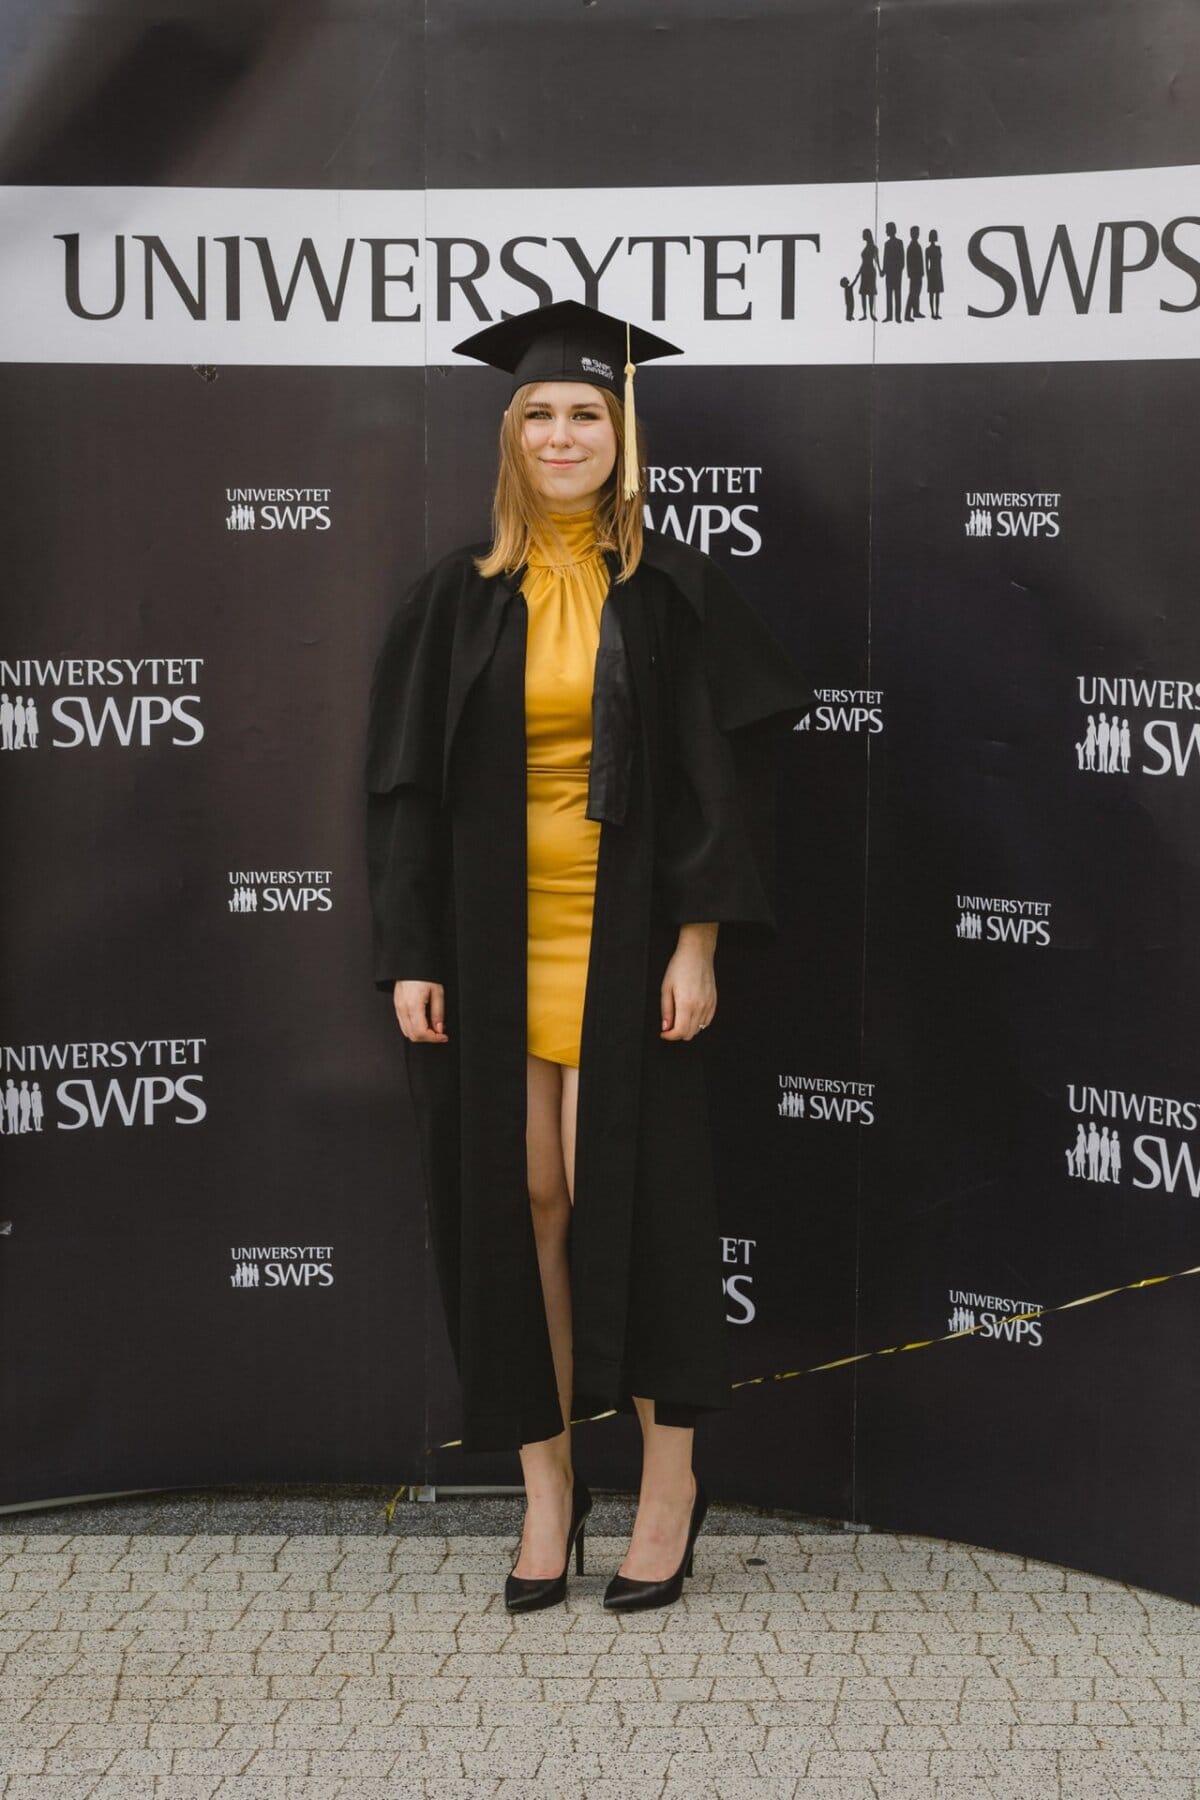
[522,507,610,1067]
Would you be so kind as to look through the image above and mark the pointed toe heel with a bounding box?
[602,1474,708,1613]
[504,1476,592,1613]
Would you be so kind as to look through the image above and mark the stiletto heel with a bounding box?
[504,1475,592,1613]
[603,1474,708,1612]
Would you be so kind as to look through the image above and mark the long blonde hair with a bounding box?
[472,382,647,583]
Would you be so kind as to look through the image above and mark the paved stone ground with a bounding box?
[0,1486,838,1544]
[0,1488,1196,1799]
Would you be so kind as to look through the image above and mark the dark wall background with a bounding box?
[2,0,1198,1605]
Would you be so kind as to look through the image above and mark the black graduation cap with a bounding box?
[451,299,683,500]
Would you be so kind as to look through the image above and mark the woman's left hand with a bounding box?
[660,925,718,1040]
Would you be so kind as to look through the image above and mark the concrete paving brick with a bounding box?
[0,1525,1195,1800]
[106,1785,231,1800]
[934,1723,1016,1750]
[228,1747,314,1775]
[307,1749,403,1777]
[162,1778,312,1799]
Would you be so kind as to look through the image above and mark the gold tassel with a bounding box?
[621,319,639,500]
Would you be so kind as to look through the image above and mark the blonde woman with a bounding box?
[365,299,813,1612]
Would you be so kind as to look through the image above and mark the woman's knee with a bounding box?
[527,1165,571,1225]
[527,1052,571,1221]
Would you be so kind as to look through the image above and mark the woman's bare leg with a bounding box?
[527,1050,575,1421]
[512,1049,578,1578]
[559,1061,579,1194]
[618,1401,697,1580]
[558,1062,697,1581]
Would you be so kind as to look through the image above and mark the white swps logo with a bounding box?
[225,486,331,531]
[964,490,1061,538]
[778,1075,875,1124]
[1066,1083,1200,1196]
[722,1236,757,1325]
[955,894,1052,946]
[1075,676,1200,778]
[227,869,333,913]
[795,689,884,733]
[0,658,204,750]
[948,1288,1044,1346]
[230,1245,335,1288]
[645,465,764,557]
[1,1038,207,1132]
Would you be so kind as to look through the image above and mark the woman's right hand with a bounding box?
[393,980,449,1043]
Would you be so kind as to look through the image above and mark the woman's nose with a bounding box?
[548,416,573,445]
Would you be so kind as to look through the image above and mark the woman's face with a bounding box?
[511,381,617,511]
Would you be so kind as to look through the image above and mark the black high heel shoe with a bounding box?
[602,1473,708,1612]
[504,1475,592,1613]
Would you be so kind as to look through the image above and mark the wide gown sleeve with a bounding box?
[364,570,452,993]
[366,786,446,991]
[655,555,815,936]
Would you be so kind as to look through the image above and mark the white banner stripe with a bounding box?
[1,169,1198,365]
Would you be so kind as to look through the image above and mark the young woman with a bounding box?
[365,299,814,1613]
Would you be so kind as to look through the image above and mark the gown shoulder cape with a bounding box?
[365,527,815,1453]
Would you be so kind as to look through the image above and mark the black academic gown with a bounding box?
[365,528,814,1453]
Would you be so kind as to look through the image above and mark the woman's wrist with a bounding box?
[676,921,718,953]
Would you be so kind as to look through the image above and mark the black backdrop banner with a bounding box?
[2,0,1199,1605]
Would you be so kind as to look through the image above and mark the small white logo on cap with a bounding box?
[581,356,613,379]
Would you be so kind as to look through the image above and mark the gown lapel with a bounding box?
[441,566,525,802]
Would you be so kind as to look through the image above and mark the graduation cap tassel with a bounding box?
[621,319,640,500]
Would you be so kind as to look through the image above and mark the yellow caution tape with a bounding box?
[388,1257,1200,1506]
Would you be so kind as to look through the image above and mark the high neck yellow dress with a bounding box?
[521,506,611,1067]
